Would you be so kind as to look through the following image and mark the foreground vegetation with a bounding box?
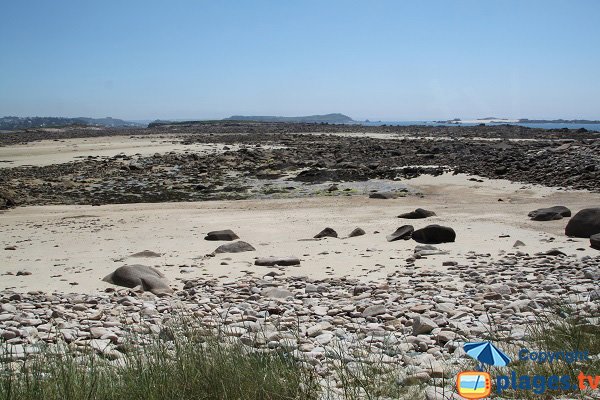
[0,333,319,400]
[0,300,597,400]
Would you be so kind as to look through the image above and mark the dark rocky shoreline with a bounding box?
[1,122,600,208]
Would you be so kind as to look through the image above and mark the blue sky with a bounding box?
[1,0,598,121]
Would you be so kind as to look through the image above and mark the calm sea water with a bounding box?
[359,121,600,132]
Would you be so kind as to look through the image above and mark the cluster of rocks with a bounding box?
[1,252,598,395]
[100,220,461,299]
[2,123,600,208]
[529,206,600,250]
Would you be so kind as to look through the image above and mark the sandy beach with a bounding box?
[0,134,247,168]
[2,171,598,293]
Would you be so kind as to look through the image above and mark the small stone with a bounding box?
[369,191,397,199]
[412,316,438,335]
[314,228,338,239]
[305,283,318,293]
[313,306,329,316]
[90,327,118,342]
[398,208,436,219]
[436,330,457,343]
[214,241,256,254]
[1,331,17,340]
[262,287,294,299]
[89,339,112,353]
[129,250,162,258]
[1,304,17,313]
[442,261,457,266]
[591,233,600,250]
[348,227,366,238]
[307,322,332,337]
[362,305,386,318]
[204,230,239,241]
[255,257,300,266]
[387,225,414,242]
[314,333,333,345]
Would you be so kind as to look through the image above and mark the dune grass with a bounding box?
[0,332,320,400]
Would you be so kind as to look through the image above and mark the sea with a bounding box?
[358,121,600,132]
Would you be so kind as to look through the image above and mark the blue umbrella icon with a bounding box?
[464,342,511,368]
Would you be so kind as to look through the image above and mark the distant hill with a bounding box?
[223,113,354,124]
[0,116,143,130]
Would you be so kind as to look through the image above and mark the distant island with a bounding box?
[0,116,142,130]
[436,117,600,124]
[223,113,354,124]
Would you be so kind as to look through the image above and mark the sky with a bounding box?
[0,0,599,121]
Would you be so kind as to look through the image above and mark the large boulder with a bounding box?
[565,208,600,238]
[214,241,256,254]
[398,208,436,219]
[102,265,173,296]
[528,206,571,221]
[204,229,239,241]
[412,225,456,244]
[591,233,600,250]
[314,227,338,239]
[386,225,414,242]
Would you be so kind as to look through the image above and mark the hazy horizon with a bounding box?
[1,0,599,121]
[4,114,600,123]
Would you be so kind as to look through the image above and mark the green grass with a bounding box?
[0,329,320,400]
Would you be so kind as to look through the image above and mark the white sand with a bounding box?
[0,135,257,168]
[1,173,598,294]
